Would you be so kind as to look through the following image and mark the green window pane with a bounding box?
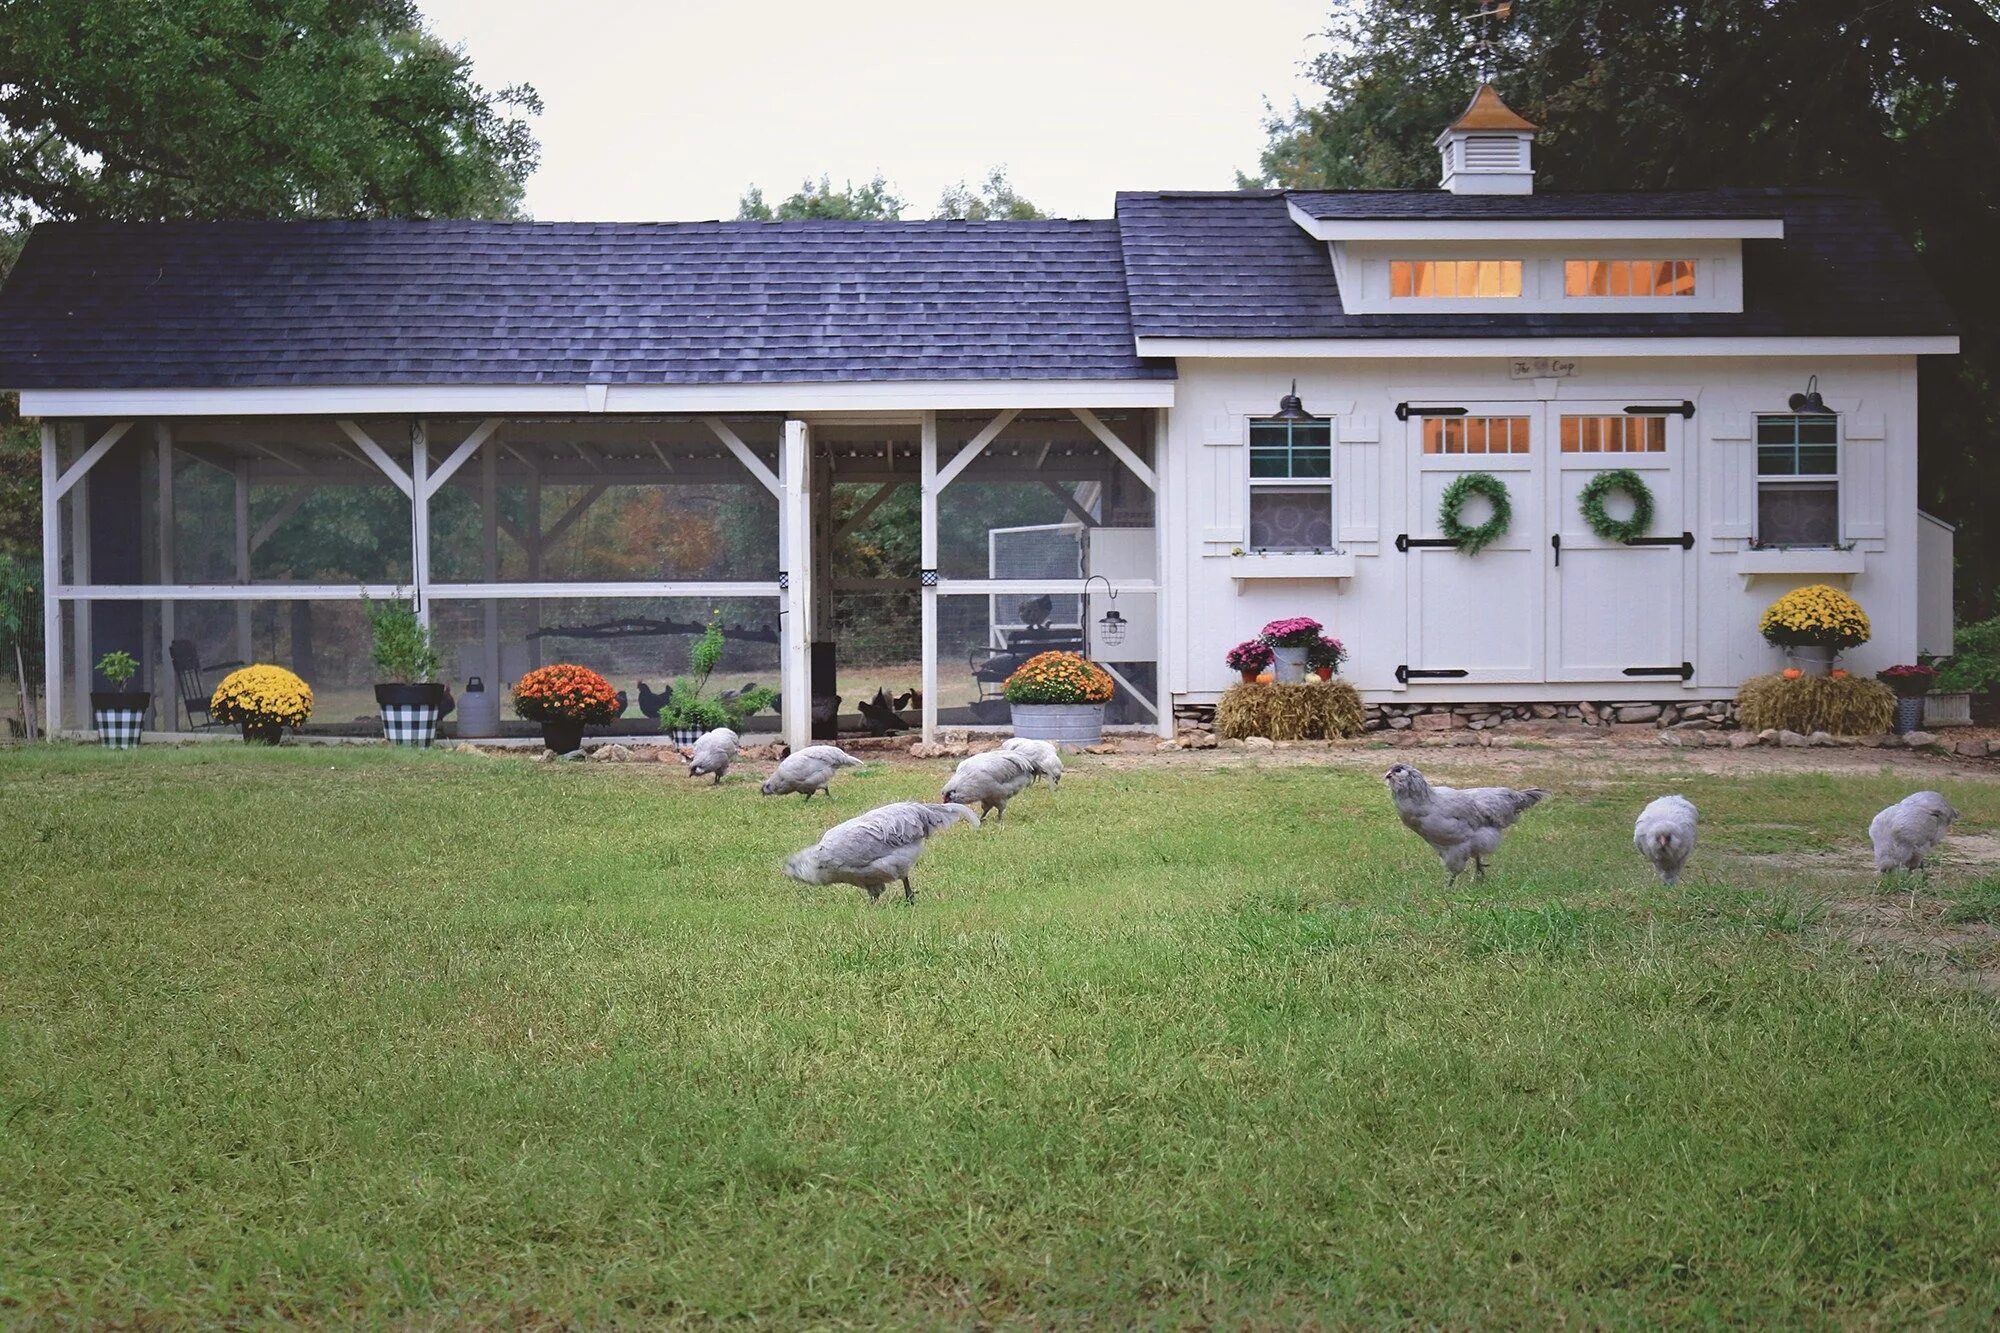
[1291,448,1332,479]
[1757,419,1796,444]
[1757,446,1797,476]
[1797,416,1838,444]
[1249,450,1290,479]
[1798,445,1838,475]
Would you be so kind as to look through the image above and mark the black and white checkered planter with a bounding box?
[91,696,149,748]
[90,692,150,749]
[375,683,448,748]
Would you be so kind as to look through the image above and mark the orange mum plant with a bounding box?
[1002,651,1114,705]
[512,663,622,723]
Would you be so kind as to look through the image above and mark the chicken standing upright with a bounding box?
[784,801,980,905]
[999,736,1064,789]
[1633,794,1698,885]
[684,727,739,785]
[942,749,1040,822]
[1869,790,1960,875]
[760,744,863,800]
[1383,762,1549,884]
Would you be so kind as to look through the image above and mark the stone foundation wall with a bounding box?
[1174,698,1738,734]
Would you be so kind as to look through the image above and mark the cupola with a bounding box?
[1435,83,1537,195]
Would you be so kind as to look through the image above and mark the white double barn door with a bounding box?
[1403,399,1691,687]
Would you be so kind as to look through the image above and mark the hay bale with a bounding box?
[1735,673,1894,736]
[1214,680,1364,740]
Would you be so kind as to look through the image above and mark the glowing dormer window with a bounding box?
[1389,260,1522,299]
[1565,259,1697,298]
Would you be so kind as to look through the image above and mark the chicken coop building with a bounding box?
[0,87,1958,746]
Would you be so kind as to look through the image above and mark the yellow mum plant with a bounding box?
[1759,584,1870,650]
[1002,651,1115,705]
[210,665,314,733]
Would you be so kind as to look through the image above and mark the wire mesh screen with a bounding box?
[427,595,783,734]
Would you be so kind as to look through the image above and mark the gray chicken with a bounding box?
[1383,762,1549,884]
[760,744,863,800]
[941,749,1040,822]
[784,801,980,905]
[1633,794,1698,885]
[684,727,739,785]
[1000,736,1064,789]
[1869,790,1960,875]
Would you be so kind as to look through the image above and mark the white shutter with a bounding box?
[1707,413,1754,542]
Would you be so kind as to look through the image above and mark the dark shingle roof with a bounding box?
[1117,188,1955,340]
[0,189,1955,390]
[0,218,1172,388]
[1286,188,1791,221]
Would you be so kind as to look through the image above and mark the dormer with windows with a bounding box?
[1283,83,1785,318]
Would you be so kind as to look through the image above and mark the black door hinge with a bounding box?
[1624,531,1695,549]
[1622,662,1695,681]
[1394,403,1470,422]
[1396,665,1471,684]
[1396,533,1461,552]
[1551,533,1561,567]
[1624,401,1695,418]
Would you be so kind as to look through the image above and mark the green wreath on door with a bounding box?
[1438,471,1512,555]
[1578,468,1656,543]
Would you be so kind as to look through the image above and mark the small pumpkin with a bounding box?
[1829,668,1850,680]
[1782,667,1804,680]
[1255,672,1275,684]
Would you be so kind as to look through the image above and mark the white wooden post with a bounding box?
[480,436,500,690]
[232,456,252,662]
[72,429,93,717]
[40,424,61,737]
[1152,407,1174,737]
[780,419,812,751]
[525,470,543,671]
[411,421,430,631]
[920,411,939,742]
[155,423,176,730]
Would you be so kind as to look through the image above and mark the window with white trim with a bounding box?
[1389,259,1522,299]
[1248,417,1333,550]
[1756,413,1839,546]
[1564,259,1697,298]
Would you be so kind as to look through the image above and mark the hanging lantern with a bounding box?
[1097,607,1128,649]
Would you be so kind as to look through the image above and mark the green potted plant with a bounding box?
[364,593,446,748]
[1003,650,1115,744]
[91,649,149,748]
[1927,615,2000,728]
[656,611,776,744]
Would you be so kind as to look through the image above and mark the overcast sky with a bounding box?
[417,0,1333,222]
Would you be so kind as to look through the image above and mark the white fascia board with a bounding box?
[18,378,1175,418]
[1133,335,1960,359]
[1285,200,1786,242]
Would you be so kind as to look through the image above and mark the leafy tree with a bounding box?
[0,0,541,223]
[935,167,1044,220]
[737,175,905,221]
[1246,0,2000,613]
[736,167,1045,222]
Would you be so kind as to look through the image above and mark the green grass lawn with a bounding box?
[2,746,1998,1325]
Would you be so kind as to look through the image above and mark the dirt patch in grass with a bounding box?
[1821,889,2000,995]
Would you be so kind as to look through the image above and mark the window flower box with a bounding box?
[1735,546,1864,583]
[1226,550,1356,582]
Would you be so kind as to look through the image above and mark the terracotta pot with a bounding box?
[1239,669,1259,684]
[541,719,586,754]
[1314,667,1334,681]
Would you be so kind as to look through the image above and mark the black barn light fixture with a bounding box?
[1788,374,1828,414]
[1272,380,1314,423]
